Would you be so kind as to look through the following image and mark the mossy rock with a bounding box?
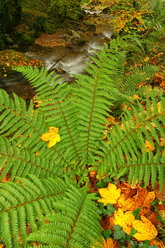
[49,0,83,22]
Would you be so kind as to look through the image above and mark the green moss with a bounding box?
[49,0,83,22]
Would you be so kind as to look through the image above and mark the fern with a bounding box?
[96,97,165,190]
[0,176,101,247]
[0,89,68,167]
[74,42,128,164]
[121,64,159,95]
[27,184,102,247]
[0,38,164,247]
[0,136,63,180]
[0,175,69,247]
[15,66,81,165]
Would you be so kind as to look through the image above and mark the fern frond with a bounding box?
[0,136,63,181]
[0,89,67,166]
[15,66,81,165]
[121,64,159,95]
[75,42,126,163]
[28,185,102,248]
[97,96,165,189]
[0,175,69,247]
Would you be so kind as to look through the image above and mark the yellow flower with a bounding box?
[132,216,158,241]
[41,127,60,148]
[98,183,121,206]
[114,208,135,235]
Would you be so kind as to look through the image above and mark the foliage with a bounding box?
[0,39,164,247]
[110,0,151,34]
[0,0,22,34]
[48,0,83,21]
[0,50,42,77]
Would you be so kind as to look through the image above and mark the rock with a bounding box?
[71,37,85,46]
[70,30,81,39]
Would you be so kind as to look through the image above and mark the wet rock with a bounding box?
[71,37,85,46]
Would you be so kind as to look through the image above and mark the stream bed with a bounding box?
[0,11,113,102]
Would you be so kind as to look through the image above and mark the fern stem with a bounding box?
[0,192,65,214]
[66,196,85,248]
[57,99,80,162]
[86,52,108,161]
[0,152,58,177]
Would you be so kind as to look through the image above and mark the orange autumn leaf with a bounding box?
[41,127,60,148]
[98,183,121,206]
[117,187,155,213]
[114,208,135,235]
[93,237,114,248]
[106,115,115,125]
[144,57,150,62]
[117,193,137,211]
[131,94,140,100]
[132,216,158,241]
[144,139,155,152]
[150,239,165,248]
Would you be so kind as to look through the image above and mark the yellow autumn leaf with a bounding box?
[98,183,121,206]
[132,216,158,241]
[41,127,60,148]
[114,208,135,235]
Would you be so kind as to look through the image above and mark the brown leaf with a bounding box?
[154,181,165,201]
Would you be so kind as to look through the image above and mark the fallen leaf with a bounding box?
[159,210,165,221]
[150,239,165,248]
[98,183,121,206]
[144,139,155,152]
[114,208,135,235]
[154,182,165,201]
[41,127,60,148]
[144,57,150,62]
[96,237,114,248]
[106,115,115,125]
[132,216,158,241]
[131,94,140,99]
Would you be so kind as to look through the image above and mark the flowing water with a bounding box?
[0,11,113,101]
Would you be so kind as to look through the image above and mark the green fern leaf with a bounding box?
[14,66,81,165]
[0,175,69,247]
[28,185,102,248]
[0,136,63,180]
[97,96,165,189]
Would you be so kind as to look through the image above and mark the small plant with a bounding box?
[0,40,164,247]
[110,0,151,34]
